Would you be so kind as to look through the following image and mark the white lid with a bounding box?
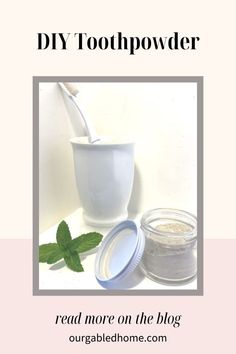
[95,220,145,288]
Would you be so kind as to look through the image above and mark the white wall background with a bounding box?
[39,84,79,232]
[39,82,197,232]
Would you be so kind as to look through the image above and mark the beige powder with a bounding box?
[156,222,193,234]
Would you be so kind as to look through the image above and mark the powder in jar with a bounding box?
[140,209,197,285]
[156,222,193,233]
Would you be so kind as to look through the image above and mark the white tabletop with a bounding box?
[39,208,197,291]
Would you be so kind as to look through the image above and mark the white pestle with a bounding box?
[58,82,101,144]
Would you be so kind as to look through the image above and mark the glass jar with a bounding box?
[140,208,197,285]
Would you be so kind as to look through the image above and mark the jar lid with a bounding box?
[95,220,145,288]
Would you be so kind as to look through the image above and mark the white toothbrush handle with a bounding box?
[62,82,79,96]
[59,82,100,143]
[69,95,100,143]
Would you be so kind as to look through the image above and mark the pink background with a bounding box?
[1,239,235,353]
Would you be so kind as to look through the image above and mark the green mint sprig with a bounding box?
[39,220,103,272]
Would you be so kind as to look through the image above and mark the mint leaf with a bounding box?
[70,232,103,253]
[39,220,103,273]
[47,249,63,264]
[56,220,72,250]
[63,249,84,272]
[39,243,59,262]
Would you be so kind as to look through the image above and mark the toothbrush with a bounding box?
[58,82,101,143]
